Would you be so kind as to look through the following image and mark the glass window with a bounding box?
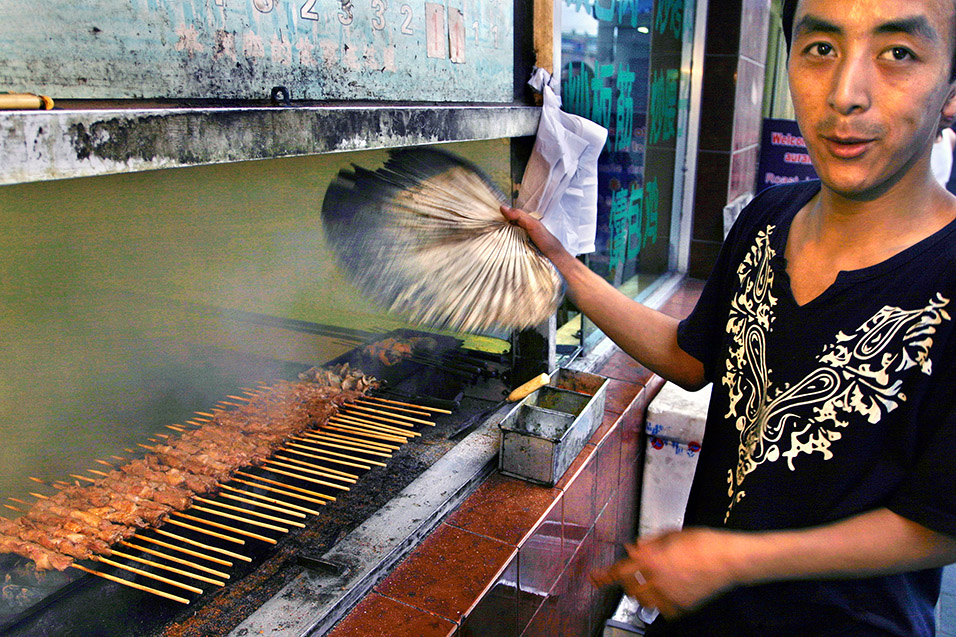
[557,0,696,356]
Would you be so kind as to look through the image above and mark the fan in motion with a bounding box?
[321,148,563,333]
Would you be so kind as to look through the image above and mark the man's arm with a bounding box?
[591,508,956,618]
[501,205,706,391]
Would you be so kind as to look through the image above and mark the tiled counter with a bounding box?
[328,281,703,636]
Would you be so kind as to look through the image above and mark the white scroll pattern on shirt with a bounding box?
[720,225,951,522]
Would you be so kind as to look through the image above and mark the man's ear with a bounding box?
[942,84,956,128]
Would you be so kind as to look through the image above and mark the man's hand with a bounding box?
[499,205,569,263]
[590,528,742,618]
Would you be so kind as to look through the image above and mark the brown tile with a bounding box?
[598,349,656,387]
[595,425,622,511]
[559,447,597,564]
[446,472,562,547]
[517,499,564,625]
[590,410,620,448]
[617,459,642,548]
[619,390,646,470]
[375,524,517,623]
[554,441,597,492]
[604,379,642,415]
[593,497,622,629]
[328,592,457,637]
[559,529,595,637]
[520,580,561,637]
[459,553,519,637]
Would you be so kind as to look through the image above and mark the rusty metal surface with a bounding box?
[0,104,539,185]
[0,1,513,102]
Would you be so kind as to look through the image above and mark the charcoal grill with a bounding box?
[0,321,513,637]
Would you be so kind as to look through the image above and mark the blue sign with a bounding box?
[756,118,818,192]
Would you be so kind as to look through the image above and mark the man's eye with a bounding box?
[810,43,833,56]
[883,47,913,61]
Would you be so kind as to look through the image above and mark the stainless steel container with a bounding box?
[498,369,609,486]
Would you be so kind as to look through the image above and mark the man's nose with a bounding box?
[827,53,872,115]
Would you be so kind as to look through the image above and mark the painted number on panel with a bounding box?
[371,0,387,30]
[425,3,447,58]
[339,0,354,25]
[254,0,276,12]
[448,7,465,63]
[300,0,319,20]
[400,4,414,34]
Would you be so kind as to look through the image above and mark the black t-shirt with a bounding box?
[659,181,956,636]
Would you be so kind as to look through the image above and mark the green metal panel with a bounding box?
[0,0,513,101]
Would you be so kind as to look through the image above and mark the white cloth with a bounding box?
[515,68,608,256]
[931,128,956,186]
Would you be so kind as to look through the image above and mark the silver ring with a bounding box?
[633,570,647,586]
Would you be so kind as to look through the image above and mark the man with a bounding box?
[503,0,956,634]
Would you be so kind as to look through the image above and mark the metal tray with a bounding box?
[498,369,609,486]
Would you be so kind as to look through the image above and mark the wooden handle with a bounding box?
[0,93,54,110]
[506,373,550,402]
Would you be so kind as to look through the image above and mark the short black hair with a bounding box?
[781,0,956,82]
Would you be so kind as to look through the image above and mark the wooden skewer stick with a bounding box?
[53,481,71,489]
[338,409,420,429]
[92,555,203,594]
[69,474,96,483]
[227,395,252,402]
[219,484,315,516]
[273,454,358,480]
[259,464,351,492]
[355,397,433,417]
[110,456,127,461]
[185,420,205,427]
[215,491,307,519]
[154,433,169,439]
[229,479,328,509]
[299,431,396,454]
[282,443,377,469]
[134,533,235,566]
[166,425,187,433]
[188,504,290,533]
[27,492,48,500]
[28,476,48,485]
[95,459,115,467]
[195,496,306,528]
[286,442,380,469]
[7,498,28,505]
[234,472,336,502]
[195,412,216,418]
[325,422,408,444]
[172,513,277,544]
[88,469,109,477]
[332,414,421,438]
[108,549,227,587]
[306,430,398,452]
[263,459,356,485]
[328,418,410,440]
[70,563,190,605]
[344,404,435,426]
[290,435,392,459]
[164,518,246,545]
[2,505,22,513]
[362,395,452,414]
[120,541,231,578]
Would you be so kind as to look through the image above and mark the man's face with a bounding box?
[788,0,956,199]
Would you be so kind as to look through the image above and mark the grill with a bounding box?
[0,324,513,636]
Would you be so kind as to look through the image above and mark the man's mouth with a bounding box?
[820,135,875,159]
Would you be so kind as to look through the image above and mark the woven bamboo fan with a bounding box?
[321,148,563,333]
